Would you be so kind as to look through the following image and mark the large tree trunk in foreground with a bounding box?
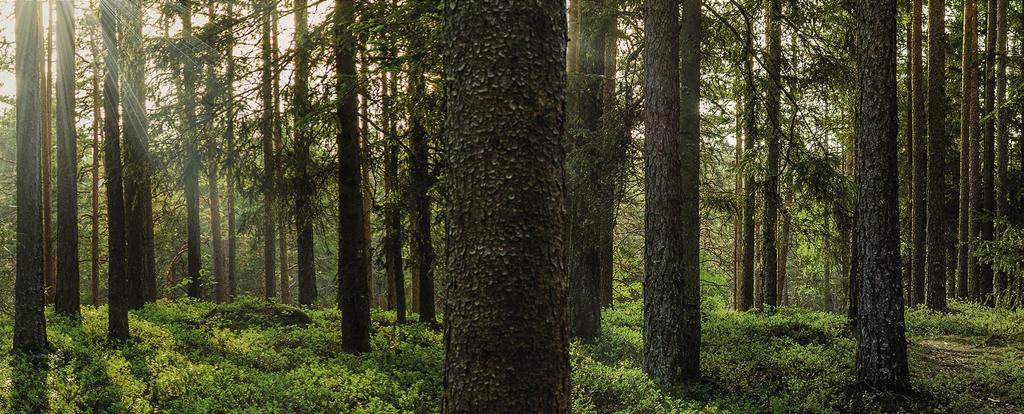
[103,0,129,341]
[642,0,702,385]
[441,1,571,411]
[854,0,911,392]
[14,0,48,353]
[54,0,80,318]
[925,0,948,311]
[336,0,371,354]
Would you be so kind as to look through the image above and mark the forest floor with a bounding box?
[0,296,1021,413]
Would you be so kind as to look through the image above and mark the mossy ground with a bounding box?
[1,297,1021,413]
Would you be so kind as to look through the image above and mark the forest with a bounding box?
[0,0,1022,412]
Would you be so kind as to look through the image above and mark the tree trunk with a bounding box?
[181,0,203,300]
[854,0,911,392]
[978,0,996,306]
[225,0,238,300]
[909,0,926,307]
[90,3,102,307]
[260,0,276,300]
[102,0,129,341]
[642,0,702,385]
[779,203,792,305]
[993,0,1008,303]
[599,5,619,309]
[272,5,289,305]
[54,0,79,318]
[956,0,977,300]
[383,71,406,322]
[762,0,782,309]
[42,0,55,305]
[408,47,436,325]
[925,0,947,311]
[336,0,371,354]
[566,0,609,341]
[14,0,48,353]
[441,1,571,410]
[740,13,757,311]
[294,0,317,306]
[203,4,227,304]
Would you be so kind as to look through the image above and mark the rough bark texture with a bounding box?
[642,0,702,385]
[909,0,926,307]
[956,0,977,300]
[260,0,276,300]
[762,0,782,309]
[14,0,48,353]
[566,0,608,341]
[925,0,947,311]
[978,0,996,306]
[103,0,129,341]
[441,1,571,411]
[993,0,1007,302]
[336,0,371,354]
[854,0,911,392]
[54,0,79,318]
[294,0,317,306]
[182,0,203,300]
[740,15,757,312]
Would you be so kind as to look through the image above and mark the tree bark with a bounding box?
[993,0,1007,303]
[740,12,757,312]
[42,0,55,305]
[225,0,238,300]
[202,3,227,304]
[294,0,317,306]
[408,36,436,324]
[642,0,702,384]
[599,5,620,309]
[909,0,926,307]
[54,0,79,318]
[336,0,371,354]
[260,0,276,300]
[383,71,406,322]
[272,5,289,305]
[978,0,996,306]
[762,0,782,309]
[103,0,129,341]
[441,1,571,411]
[925,0,947,311]
[14,0,48,353]
[90,2,102,307]
[956,0,977,300]
[854,0,911,392]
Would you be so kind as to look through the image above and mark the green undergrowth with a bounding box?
[1,297,1021,413]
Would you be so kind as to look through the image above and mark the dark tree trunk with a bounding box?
[642,0,702,384]
[566,0,609,341]
[409,56,436,326]
[956,0,977,300]
[740,13,757,312]
[993,0,1008,303]
[383,73,406,323]
[978,0,996,306]
[294,0,317,306]
[225,0,238,300]
[909,0,926,307]
[854,0,911,392]
[441,1,571,411]
[102,0,129,341]
[90,8,101,307]
[14,0,48,353]
[181,0,203,300]
[762,0,782,308]
[779,203,792,305]
[336,0,371,354]
[203,4,227,304]
[43,0,55,305]
[54,0,79,318]
[260,0,276,300]
[925,0,948,311]
[272,5,289,305]
[599,5,620,309]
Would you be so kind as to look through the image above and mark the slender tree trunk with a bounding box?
[993,0,1008,303]
[260,0,276,299]
[740,12,757,311]
[408,47,436,325]
[90,3,101,307]
[14,0,47,353]
[978,0,996,306]
[854,0,911,392]
[441,1,571,410]
[599,5,619,309]
[383,71,406,322]
[762,0,782,309]
[336,0,371,354]
[294,0,317,306]
[225,1,238,300]
[642,0,702,385]
[203,3,227,304]
[956,0,977,300]
[123,0,155,308]
[272,5,289,305]
[909,0,926,307]
[779,202,792,305]
[181,0,203,300]
[42,0,55,304]
[102,0,129,341]
[925,0,947,311]
[54,0,79,318]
